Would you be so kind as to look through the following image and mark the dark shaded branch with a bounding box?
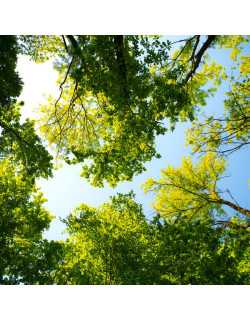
[184,35,217,82]
[218,198,250,218]
[156,179,250,219]
[190,35,200,61]
[62,35,69,53]
[170,36,196,45]
[169,36,197,69]
[54,56,74,109]
[214,220,250,230]
[113,35,129,103]
[66,35,83,57]
[0,120,29,169]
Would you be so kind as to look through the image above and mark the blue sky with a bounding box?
[17,39,250,240]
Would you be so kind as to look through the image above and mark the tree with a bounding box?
[20,35,236,186]
[0,159,53,283]
[0,35,53,180]
[58,192,151,284]
[0,36,23,106]
[147,215,249,284]
[8,239,65,284]
[52,192,249,285]
[186,38,250,155]
[0,36,57,283]
[1,35,249,285]
[144,153,250,222]
[141,36,250,283]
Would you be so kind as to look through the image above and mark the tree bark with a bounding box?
[184,35,217,82]
[218,198,250,218]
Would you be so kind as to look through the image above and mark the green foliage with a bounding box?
[147,216,249,284]
[0,35,53,179]
[187,89,250,154]
[222,223,250,284]
[0,160,53,283]
[49,192,250,285]
[0,36,23,106]
[0,35,56,283]
[31,35,225,186]
[143,153,226,219]
[186,37,250,155]
[16,35,249,186]
[8,239,65,284]
[18,35,64,63]
[59,192,150,284]
[0,102,53,179]
[0,35,249,285]
[216,35,250,61]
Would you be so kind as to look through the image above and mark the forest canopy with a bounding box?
[0,35,249,284]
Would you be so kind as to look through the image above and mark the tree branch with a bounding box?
[218,198,250,218]
[184,35,217,83]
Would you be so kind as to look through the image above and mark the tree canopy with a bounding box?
[0,35,249,284]
[0,36,53,180]
[186,40,250,155]
[32,193,250,285]
[0,159,53,283]
[143,153,250,220]
[22,35,232,186]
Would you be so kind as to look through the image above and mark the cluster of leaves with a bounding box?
[0,36,53,179]
[186,36,250,155]
[0,160,54,284]
[148,215,249,284]
[43,193,249,285]
[143,150,250,223]
[0,103,53,179]
[140,36,250,284]
[57,192,150,284]
[143,153,227,219]
[1,188,249,285]
[21,35,230,186]
[0,36,23,106]
[0,36,56,283]
[8,239,65,284]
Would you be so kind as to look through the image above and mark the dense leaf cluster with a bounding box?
[0,36,53,179]
[34,35,217,186]
[0,160,53,284]
[2,192,248,285]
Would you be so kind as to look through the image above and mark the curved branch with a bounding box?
[184,35,217,82]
